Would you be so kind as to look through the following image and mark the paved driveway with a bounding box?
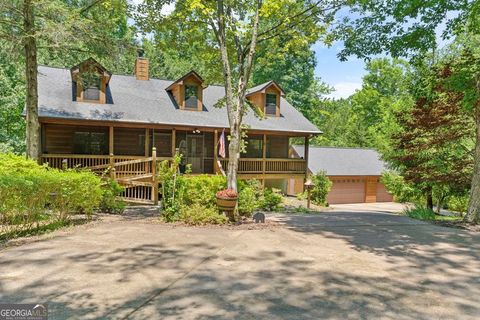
[1,203,479,319]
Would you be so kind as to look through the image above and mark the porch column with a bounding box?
[214,129,218,173]
[304,135,310,185]
[262,134,267,187]
[109,126,114,155]
[144,128,150,156]
[171,129,176,157]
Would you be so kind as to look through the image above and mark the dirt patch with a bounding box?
[281,196,331,213]
[430,220,480,232]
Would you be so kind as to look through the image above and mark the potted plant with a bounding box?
[216,189,238,221]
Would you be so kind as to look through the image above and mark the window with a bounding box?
[185,85,198,109]
[245,136,263,158]
[265,93,277,115]
[73,131,108,154]
[83,74,101,101]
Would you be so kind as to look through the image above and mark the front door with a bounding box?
[186,134,204,173]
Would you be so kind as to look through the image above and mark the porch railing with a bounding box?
[218,158,306,174]
[40,154,306,204]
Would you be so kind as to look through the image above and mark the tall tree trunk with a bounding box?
[465,106,480,224]
[227,120,240,191]
[426,188,433,210]
[24,0,40,160]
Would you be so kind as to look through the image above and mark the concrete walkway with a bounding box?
[1,203,479,319]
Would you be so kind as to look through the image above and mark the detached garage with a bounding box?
[287,146,393,204]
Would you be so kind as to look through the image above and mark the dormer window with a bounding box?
[246,80,285,117]
[265,93,277,115]
[83,74,101,101]
[70,58,112,104]
[185,85,199,109]
[166,70,205,111]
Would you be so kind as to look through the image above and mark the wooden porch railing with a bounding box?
[218,158,306,174]
[40,154,306,204]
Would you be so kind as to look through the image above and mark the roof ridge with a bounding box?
[38,64,227,87]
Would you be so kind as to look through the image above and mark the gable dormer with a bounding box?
[70,58,112,104]
[166,71,205,111]
[246,81,285,117]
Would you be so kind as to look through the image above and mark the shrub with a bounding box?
[310,171,332,206]
[182,175,227,207]
[49,169,103,220]
[178,203,228,225]
[381,171,423,204]
[0,154,103,227]
[446,195,469,215]
[99,179,126,214]
[403,206,436,220]
[238,179,262,217]
[259,188,283,211]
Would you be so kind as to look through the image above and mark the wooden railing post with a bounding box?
[151,147,158,205]
[109,153,115,179]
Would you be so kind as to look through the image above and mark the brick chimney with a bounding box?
[134,49,149,81]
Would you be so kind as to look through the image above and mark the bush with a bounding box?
[381,171,423,204]
[403,206,436,220]
[99,179,126,214]
[238,179,262,217]
[259,188,283,211]
[446,195,469,215]
[182,175,227,207]
[310,171,332,206]
[178,203,228,225]
[0,154,103,228]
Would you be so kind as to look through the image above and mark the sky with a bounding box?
[313,42,365,99]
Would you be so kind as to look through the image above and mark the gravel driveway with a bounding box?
[1,203,479,319]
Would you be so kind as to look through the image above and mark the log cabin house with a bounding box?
[37,57,319,203]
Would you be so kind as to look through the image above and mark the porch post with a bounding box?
[145,128,150,156]
[304,135,310,188]
[214,129,218,173]
[262,134,267,187]
[152,147,158,205]
[109,126,114,155]
[171,128,176,157]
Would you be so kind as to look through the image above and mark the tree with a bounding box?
[337,0,480,223]
[386,63,474,210]
[0,0,133,159]
[310,58,412,149]
[137,0,343,192]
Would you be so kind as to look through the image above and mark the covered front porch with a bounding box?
[39,121,310,202]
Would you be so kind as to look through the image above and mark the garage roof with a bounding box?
[292,146,390,176]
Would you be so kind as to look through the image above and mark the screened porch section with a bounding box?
[40,123,308,177]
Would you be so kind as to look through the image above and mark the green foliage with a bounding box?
[99,179,126,214]
[178,203,227,226]
[0,154,103,230]
[380,171,423,204]
[238,179,263,217]
[181,175,227,208]
[403,206,436,221]
[259,188,283,211]
[446,195,469,214]
[158,154,186,221]
[309,171,332,206]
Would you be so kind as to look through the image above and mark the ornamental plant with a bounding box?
[216,189,238,199]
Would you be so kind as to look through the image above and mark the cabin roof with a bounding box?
[292,146,389,176]
[246,80,285,96]
[37,65,321,134]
